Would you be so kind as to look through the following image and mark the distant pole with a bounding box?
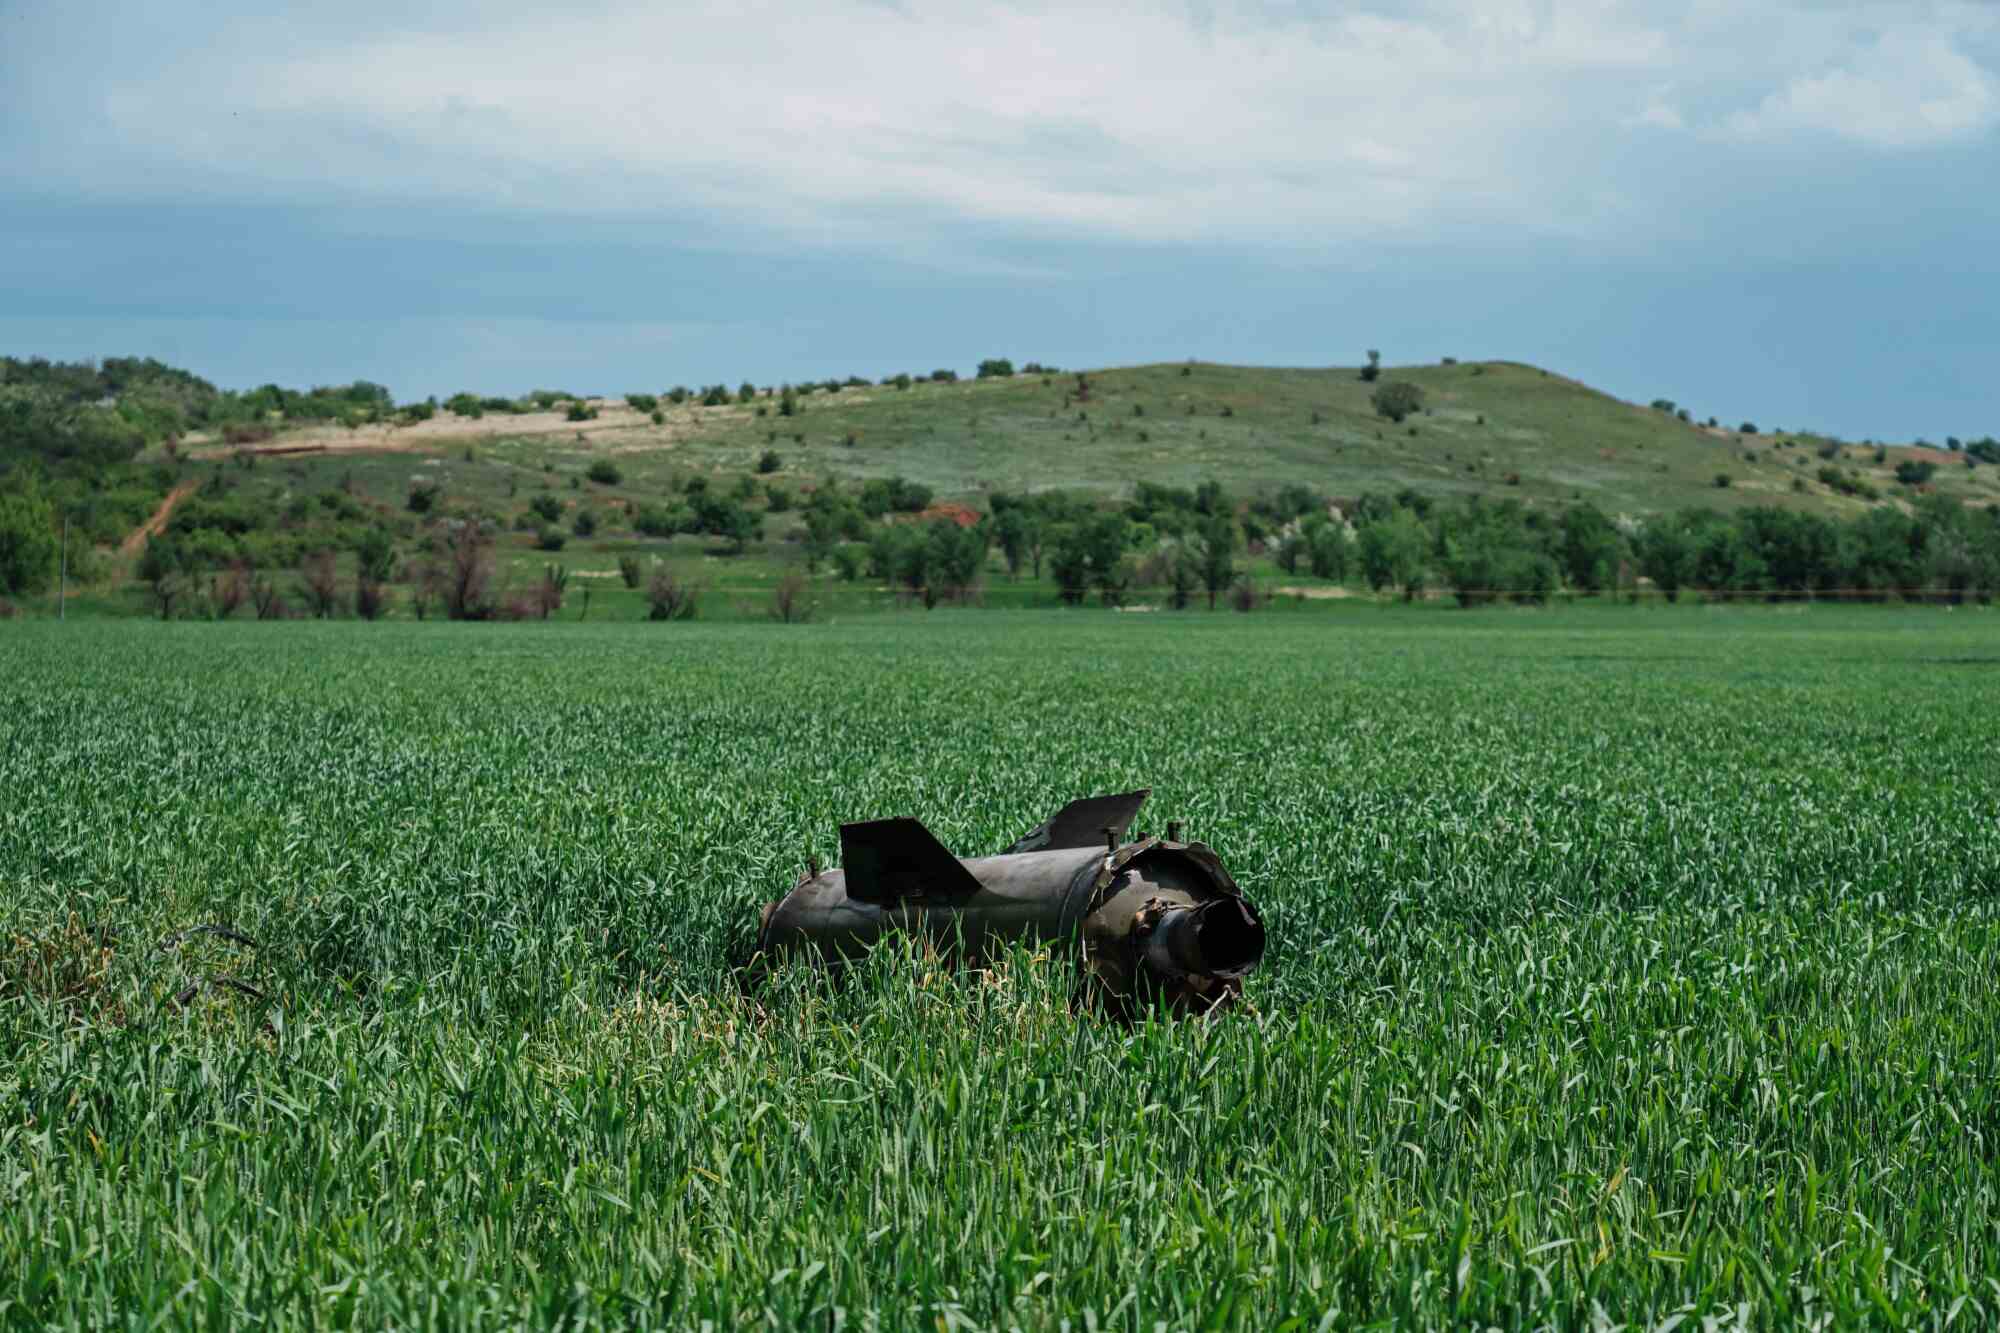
[57,512,67,621]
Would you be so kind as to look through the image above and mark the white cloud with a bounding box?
[1726,30,1998,146]
[14,1,2000,251]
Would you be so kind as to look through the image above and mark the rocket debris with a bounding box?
[756,790,1265,1017]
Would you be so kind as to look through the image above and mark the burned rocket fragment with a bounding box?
[755,790,1265,1017]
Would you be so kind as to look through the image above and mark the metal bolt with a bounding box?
[808,856,820,878]
[1102,826,1117,855]
[1167,820,1184,843]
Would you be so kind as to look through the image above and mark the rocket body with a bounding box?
[756,791,1265,1016]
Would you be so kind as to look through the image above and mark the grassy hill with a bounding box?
[9,355,1994,617]
[168,358,1998,520]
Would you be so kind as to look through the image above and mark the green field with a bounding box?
[4,607,1998,1328]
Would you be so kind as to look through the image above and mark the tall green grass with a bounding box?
[3,608,1997,1328]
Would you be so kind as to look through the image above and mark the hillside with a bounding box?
[6,355,1996,616]
[165,359,2000,520]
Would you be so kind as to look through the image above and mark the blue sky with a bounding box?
[3,1,1996,441]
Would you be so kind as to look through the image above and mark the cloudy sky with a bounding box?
[4,1,1996,439]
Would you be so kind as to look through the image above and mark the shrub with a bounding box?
[530,494,562,523]
[645,563,700,620]
[0,486,58,596]
[407,482,440,514]
[1739,422,1758,435]
[1359,350,1381,383]
[769,569,815,623]
[537,526,567,551]
[438,524,496,616]
[572,509,597,538]
[354,573,392,620]
[625,393,658,413]
[977,358,1015,379]
[701,385,731,407]
[757,449,782,474]
[1714,473,1733,488]
[300,550,341,619]
[1371,381,1424,423]
[1896,460,1938,486]
[930,369,959,383]
[632,505,690,538]
[535,563,568,619]
[1228,578,1264,612]
[565,402,599,422]
[765,485,792,513]
[586,459,621,485]
[650,410,664,426]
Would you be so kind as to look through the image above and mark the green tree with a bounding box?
[1359,509,1430,600]
[137,536,189,619]
[1359,349,1382,383]
[1637,517,1696,601]
[1192,512,1238,610]
[1370,381,1424,423]
[0,485,58,596]
[1558,504,1624,594]
[1305,518,1349,582]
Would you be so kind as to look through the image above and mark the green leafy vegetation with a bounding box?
[2,612,1997,1326]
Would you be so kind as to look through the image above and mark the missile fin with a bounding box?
[1002,789,1150,854]
[841,818,983,905]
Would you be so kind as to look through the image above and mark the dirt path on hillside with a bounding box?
[183,400,722,461]
[121,482,197,555]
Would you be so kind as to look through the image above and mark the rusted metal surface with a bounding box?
[754,791,1265,1017]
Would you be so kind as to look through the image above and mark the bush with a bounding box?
[858,477,932,516]
[1896,460,1938,486]
[565,402,599,422]
[700,385,731,407]
[1370,382,1424,423]
[586,459,621,485]
[572,509,597,538]
[1739,422,1758,435]
[1714,474,1733,488]
[650,410,664,426]
[769,569,815,623]
[0,486,58,596]
[633,505,690,538]
[300,550,341,619]
[765,485,792,513]
[757,449,782,474]
[1359,350,1381,383]
[536,526,567,551]
[407,482,440,514]
[625,393,658,413]
[976,359,1015,379]
[930,369,959,383]
[645,563,700,620]
[530,493,562,523]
